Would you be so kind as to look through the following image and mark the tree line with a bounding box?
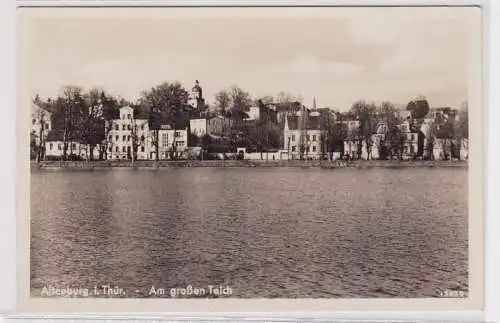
[30,82,304,161]
[30,82,469,161]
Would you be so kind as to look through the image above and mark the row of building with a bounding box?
[32,105,468,161]
[30,81,468,161]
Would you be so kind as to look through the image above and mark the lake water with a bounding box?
[30,167,468,298]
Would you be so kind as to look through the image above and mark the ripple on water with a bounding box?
[30,167,468,298]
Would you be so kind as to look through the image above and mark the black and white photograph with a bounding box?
[19,5,483,311]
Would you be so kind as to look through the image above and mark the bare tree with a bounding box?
[378,101,401,160]
[214,89,231,114]
[61,86,85,160]
[31,94,51,162]
[350,101,377,160]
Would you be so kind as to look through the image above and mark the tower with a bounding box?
[188,80,204,111]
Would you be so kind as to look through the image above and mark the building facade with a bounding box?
[106,106,151,160]
[189,119,207,137]
[154,126,188,160]
[207,115,231,136]
[245,106,260,121]
[283,115,324,159]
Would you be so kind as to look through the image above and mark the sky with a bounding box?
[19,7,479,111]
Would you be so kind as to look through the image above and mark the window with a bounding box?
[49,143,53,150]
[162,133,167,148]
[174,131,181,137]
[122,146,126,152]
[312,146,317,152]
[57,143,62,150]
[109,147,112,152]
[127,114,131,119]
[291,146,296,152]
[32,119,36,125]
[141,146,145,152]
[312,135,317,142]
[176,141,185,146]
[292,135,296,141]
[72,143,76,150]
[115,146,119,152]
[115,135,119,141]
[411,134,415,140]
[307,135,310,141]
[141,135,145,142]
[122,135,126,141]
[128,124,132,130]
[108,136,112,142]
[115,124,119,131]
[141,124,145,131]
[115,156,119,159]
[410,145,415,153]
[127,135,131,141]
[122,125,126,130]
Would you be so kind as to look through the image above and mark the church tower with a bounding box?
[188,80,205,111]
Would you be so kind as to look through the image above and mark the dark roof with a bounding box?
[273,102,303,112]
[286,116,322,130]
[134,109,150,119]
[45,130,86,144]
[46,130,64,142]
[286,116,299,130]
[306,116,322,130]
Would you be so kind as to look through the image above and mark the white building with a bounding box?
[189,119,207,137]
[106,106,151,160]
[283,115,324,159]
[245,106,260,121]
[45,140,99,160]
[155,126,188,160]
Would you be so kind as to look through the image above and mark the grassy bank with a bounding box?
[30,159,468,169]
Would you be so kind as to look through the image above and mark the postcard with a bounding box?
[17,5,483,315]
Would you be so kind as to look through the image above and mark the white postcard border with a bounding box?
[0,0,496,321]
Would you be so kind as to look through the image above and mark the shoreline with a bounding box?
[30,159,468,170]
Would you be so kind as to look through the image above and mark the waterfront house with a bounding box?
[364,121,388,160]
[45,140,85,159]
[283,114,324,160]
[398,120,424,160]
[106,106,151,160]
[44,128,101,160]
[155,125,188,160]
